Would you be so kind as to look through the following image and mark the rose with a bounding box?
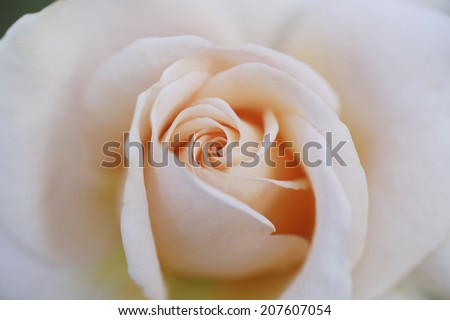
[0,0,449,299]
[110,38,368,299]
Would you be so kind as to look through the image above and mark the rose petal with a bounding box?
[221,0,303,47]
[0,229,89,299]
[146,75,309,280]
[120,91,166,299]
[161,103,239,142]
[0,227,137,299]
[400,0,450,14]
[0,0,240,267]
[279,116,353,299]
[85,36,214,148]
[196,168,314,239]
[162,44,340,113]
[145,141,309,279]
[409,236,450,298]
[197,62,369,265]
[280,0,450,298]
[196,61,367,298]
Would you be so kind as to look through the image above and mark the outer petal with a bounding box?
[409,236,450,298]
[0,227,138,299]
[401,0,450,14]
[221,0,304,47]
[380,236,450,300]
[0,229,90,299]
[281,0,450,298]
[120,92,166,299]
[0,0,239,270]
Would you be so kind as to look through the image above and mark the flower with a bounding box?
[114,38,367,299]
[0,0,449,299]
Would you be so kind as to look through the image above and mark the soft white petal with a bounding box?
[400,0,450,14]
[0,229,89,299]
[409,236,450,298]
[221,0,303,47]
[281,0,450,298]
[0,227,135,299]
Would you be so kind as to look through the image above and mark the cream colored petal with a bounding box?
[85,36,213,147]
[145,140,309,279]
[196,62,341,127]
[161,104,239,142]
[137,80,310,282]
[167,118,238,146]
[195,167,309,205]
[120,92,166,299]
[221,0,304,47]
[280,116,353,299]
[186,60,365,297]
[150,71,212,136]
[194,98,242,127]
[204,44,340,113]
[195,167,313,239]
[409,236,450,298]
[164,44,340,113]
[280,0,450,298]
[221,110,280,177]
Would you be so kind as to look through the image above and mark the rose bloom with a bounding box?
[0,0,449,299]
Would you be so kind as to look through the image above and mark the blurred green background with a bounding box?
[1,0,54,37]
